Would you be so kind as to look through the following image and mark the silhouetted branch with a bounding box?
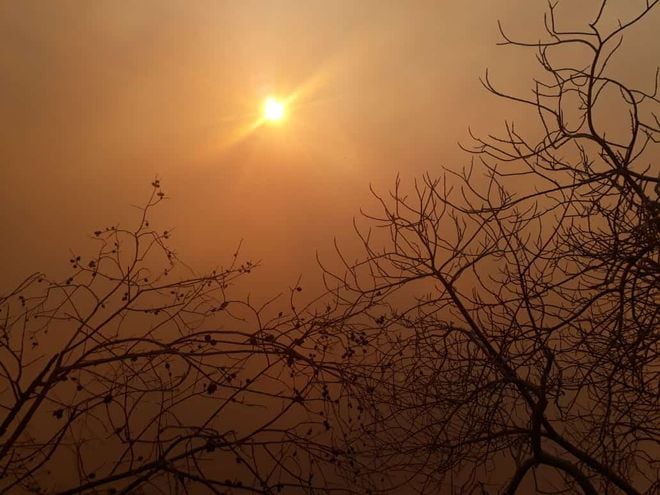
[321,2,658,493]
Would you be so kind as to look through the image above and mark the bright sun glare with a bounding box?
[263,97,285,122]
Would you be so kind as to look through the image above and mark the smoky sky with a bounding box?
[1,0,657,295]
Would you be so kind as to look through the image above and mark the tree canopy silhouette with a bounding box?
[321,1,659,494]
[0,182,349,494]
[1,2,658,495]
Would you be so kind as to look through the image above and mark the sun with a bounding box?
[263,97,285,122]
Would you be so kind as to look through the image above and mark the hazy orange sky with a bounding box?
[1,0,657,293]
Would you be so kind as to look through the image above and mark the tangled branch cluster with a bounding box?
[324,2,658,494]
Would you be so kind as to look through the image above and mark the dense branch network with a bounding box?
[321,2,658,494]
[1,2,657,494]
[0,182,351,494]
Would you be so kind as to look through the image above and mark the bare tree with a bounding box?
[0,181,349,494]
[3,2,658,494]
[322,2,659,494]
